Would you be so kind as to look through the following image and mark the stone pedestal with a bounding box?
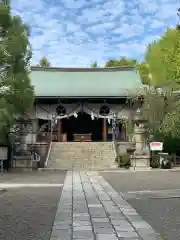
[18,119,33,153]
[130,155,151,170]
[116,141,135,156]
[25,119,37,144]
[19,134,28,152]
[13,154,32,170]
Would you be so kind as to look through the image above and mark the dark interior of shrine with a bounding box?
[62,111,103,141]
[38,119,49,131]
[35,97,129,105]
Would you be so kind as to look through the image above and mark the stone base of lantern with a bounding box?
[13,152,33,170]
[130,155,151,170]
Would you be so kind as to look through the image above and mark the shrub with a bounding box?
[150,154,160,168]
[161,156,172,169]
[153,130,180,155]
[115,156,119,163]
[116,154,131,169]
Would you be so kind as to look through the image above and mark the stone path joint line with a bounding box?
[50,171,163,240]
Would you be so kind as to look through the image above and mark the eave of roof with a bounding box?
[31,66,137,72]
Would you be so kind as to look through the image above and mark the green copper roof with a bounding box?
[30,66,143,98]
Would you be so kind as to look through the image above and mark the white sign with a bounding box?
[150,142,163,151]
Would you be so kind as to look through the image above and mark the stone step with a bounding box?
[47,142,116,170]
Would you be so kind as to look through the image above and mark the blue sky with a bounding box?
[11,0,178,67]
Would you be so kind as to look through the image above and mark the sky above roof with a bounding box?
[11,0,178,67]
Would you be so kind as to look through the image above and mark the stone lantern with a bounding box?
[13,118,33,169]
[130,109,150,169]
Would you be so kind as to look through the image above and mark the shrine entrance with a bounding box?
[62,111,103,141]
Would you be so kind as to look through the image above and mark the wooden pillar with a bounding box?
[102,118,107,141]
[58,119,62,142]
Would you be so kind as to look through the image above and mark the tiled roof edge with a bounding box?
[31,66,137,72]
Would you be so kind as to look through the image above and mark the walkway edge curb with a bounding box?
[38,167,180,172]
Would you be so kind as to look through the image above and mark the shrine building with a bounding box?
[27,66,143,143]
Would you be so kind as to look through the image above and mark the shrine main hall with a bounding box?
[27,66,143,143]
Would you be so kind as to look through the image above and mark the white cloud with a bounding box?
[150,20,165,29]
[11,0,179,67]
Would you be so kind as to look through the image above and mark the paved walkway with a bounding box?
[50,171,162,240]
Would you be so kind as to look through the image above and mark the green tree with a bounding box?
[153,98,180,155]
[145,27,180,87]
[90,61,98,68]
[138,62,151,85]
[105,57,137,67]
[140,87,175,136]
[105,59,121,67]
[1,0,10,4]
[161,99,180,138]
[0,1,34,143]
[105,57,151,85]
[38,56,51,67]
[139,85,180,155]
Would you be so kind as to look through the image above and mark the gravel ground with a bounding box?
[0,171,66,240]
[128,198,180,240]
[0,187,62,240]
[2,170,180,240]
[0,171,66,184]
[100,171,180,240]
[100,171,180,192]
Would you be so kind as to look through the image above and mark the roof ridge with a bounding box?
[31,66,137,72]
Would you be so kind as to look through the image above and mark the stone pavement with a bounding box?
[50,171,163,240]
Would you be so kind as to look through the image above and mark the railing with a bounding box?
[31,151,41,169]
[45,141,52,167]
[112,140,117,159]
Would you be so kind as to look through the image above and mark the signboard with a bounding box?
[150,142,163,151]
